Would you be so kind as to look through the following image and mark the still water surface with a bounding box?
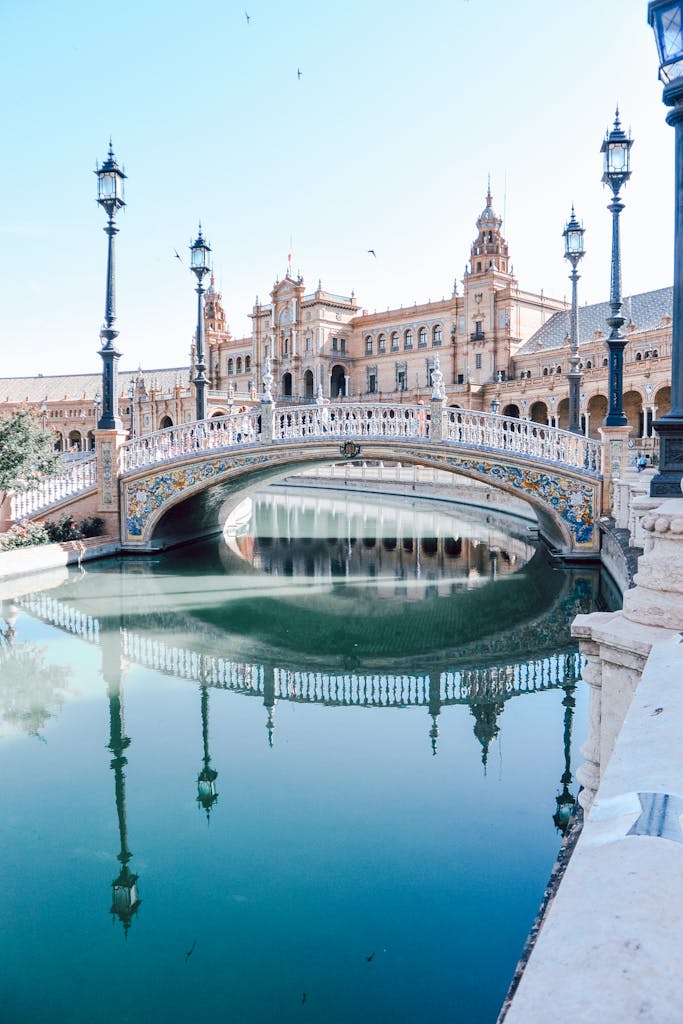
[0,490,617,1023]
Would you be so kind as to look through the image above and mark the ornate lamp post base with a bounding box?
[650,419,683,495]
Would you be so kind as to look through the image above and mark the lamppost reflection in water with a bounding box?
[553,680,577,834]
[197,681,218,817]
[102,631,141,933]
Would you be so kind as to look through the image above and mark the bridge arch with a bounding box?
[120,435,598,557]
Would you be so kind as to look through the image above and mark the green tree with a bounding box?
[0,408,60,511]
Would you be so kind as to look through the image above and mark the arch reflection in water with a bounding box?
[224,488,536,593]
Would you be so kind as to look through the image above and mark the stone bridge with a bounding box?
[12,399,604,556]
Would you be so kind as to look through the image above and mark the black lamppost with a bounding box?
[95,143,126,430]
[648,1,683,494]
[601,111,633,428]
[563,207,586,434]
[189,226,211,421]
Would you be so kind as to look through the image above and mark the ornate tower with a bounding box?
[204,274,231,390]
[469,186,510,277]
[462,186,516,388]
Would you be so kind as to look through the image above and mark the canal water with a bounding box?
[0,488,618,1024]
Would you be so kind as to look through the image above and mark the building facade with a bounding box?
[0,190,673,457]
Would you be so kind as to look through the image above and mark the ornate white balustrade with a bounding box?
[445,409,602,473]
[120,412,262,472]
[10,454,98,521]
[119,402,601,476]
[274,402,428,440]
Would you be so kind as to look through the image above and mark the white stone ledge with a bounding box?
[503,634,683,1023]
[0,537,120,591]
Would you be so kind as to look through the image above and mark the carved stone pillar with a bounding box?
[574,637,603,812]
[95,427,128,536]
[430,397,444,442]
[599,423,631,514]
[260,401,275,444]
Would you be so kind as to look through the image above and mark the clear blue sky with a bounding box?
[0,0,672,377]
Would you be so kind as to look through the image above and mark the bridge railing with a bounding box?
[10,453,98,521]
[118,402,602,477]
[120,412,262,472]
[444,409,602,473]
[273,402,428,440]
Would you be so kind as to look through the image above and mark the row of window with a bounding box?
[365,362,440,394]
[226,356,252,374]
[365,325,443,355]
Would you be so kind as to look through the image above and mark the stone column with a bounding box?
[95,427,129,538]
[430,397,444,442]
[260,401,275,444]
[622,497,683,628]
[599,423,632,515]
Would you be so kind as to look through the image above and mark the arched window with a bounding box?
[227,358,234,374]
[543,367,549,376]
[378,333,386,353]
[418,327,427,348]
[586,360,592,369]
[365,335,373,355]
[603,357,609,367]
[556,365,562,374]
[432,324,442,346]
[635,351,642,361]
[236,357,243,373]
[245,355,251,371]
[404,329,413,350]
[653,349,659,358]
[391,332,399,351]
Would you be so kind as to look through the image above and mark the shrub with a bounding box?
[0,520,50,550]
[0,513,107,551]
[45,515,82,543]
[80,516,106,538]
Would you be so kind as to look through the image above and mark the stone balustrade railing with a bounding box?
[10,454,98,521]
[445,408,603,473]
[273,402,428,440]
[120,412,261,472]
[119,402,602,476]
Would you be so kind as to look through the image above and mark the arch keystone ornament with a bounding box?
[340,441,361,459]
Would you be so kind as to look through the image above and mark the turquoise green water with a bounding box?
[0,491,616,1023]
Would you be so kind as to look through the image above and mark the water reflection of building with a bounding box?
[233,491,534,597]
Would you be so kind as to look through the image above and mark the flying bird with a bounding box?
[185,939,197,962]
[366,951,375,962]
[367,250,376,258]
[245,10,250,23]
[297,68,302,79]
[174,250,183,264]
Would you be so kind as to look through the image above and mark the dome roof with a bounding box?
[479,189,501,225]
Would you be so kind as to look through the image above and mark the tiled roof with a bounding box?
[516,286,673,356]
[0,367,192,404]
